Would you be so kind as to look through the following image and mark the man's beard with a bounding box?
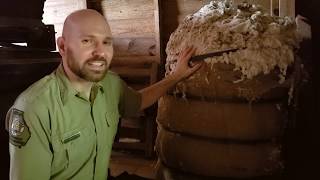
[67,55,109,82]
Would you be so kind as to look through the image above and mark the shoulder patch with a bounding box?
[8,108,31,148]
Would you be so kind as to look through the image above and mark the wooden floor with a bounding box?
[109,150,158,179]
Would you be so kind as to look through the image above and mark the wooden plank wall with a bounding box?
[101,0,159,89]
[101,0,159,59]
[279,0,295,17]
[43,0,87,48]
[101,0,159,157]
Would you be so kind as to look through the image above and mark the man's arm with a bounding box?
[7,104,52,180]
[139,47,202,110]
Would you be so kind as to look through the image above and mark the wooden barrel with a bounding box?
[157,95,286,140]
[156,0,297,178]
[156,64,289,178]
[156,162,284,180]
[172,63,291,101]
[156,128,283,178]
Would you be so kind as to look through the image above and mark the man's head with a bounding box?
[57,9,113,82]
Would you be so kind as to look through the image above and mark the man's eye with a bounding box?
[82,39,92,44]
[103,41,112,45]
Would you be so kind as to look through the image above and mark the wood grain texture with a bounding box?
[100,0,160,66]
[102,0,154,20]
[113,37,157,57]
[156,128,283,178]
[279,0,295,18]
[43,0,87,42]
[157,162,283,180]
[111,66,151,77]
[102,0,155,38]
[111,56,158,67]
[109,18,155,38]
[157,95,285,140]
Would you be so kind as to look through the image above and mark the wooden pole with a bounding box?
[270,0,279,16]
[279,0,295,18]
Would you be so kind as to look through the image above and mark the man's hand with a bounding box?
[139,46,203,110]
[171,46,203,81]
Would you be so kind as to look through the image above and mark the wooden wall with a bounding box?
[43,0,87,42]
[101,0,160,89]
[100,0,160,156]
[102,0,159,59]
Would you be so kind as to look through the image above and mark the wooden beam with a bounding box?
[279,0,295,18]
[128,83,149,90]
[164,0,210,16]
[154,0,161,64]
[0,58,60,65]
[113,142,146,150]
[110,66,151,78]
[271,0,280,16]
[109,18,155,38]
[113,37,157,57]
[86,0,104,15]
[111,56,158,67]
[102,0,154,20]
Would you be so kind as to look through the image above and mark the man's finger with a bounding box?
[186,46,196,57]
[183,47,196,66]
[187,47,196,58]
[184,62,203,79]
[189,60,203,69]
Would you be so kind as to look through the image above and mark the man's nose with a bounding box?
[92,43,105,57]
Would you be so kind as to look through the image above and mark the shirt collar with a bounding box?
[55,64,104,105]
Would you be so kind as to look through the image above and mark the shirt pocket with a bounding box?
[51,135,69,176]
[61,127,96,170]
[105,111,120,145]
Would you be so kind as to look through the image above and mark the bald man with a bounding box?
[5,9,201,180]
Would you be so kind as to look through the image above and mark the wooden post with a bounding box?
[154,0,161,64]
[86,0,104,15]
[270,0,279,16]
[279,0,295,18]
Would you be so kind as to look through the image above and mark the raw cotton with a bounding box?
[166,0,299,83]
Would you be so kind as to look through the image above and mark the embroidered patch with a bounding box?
[8,108,31,148]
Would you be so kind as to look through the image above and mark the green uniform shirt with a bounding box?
[6,65,141,180]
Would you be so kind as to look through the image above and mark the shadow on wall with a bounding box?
[0,51,60,179]
[285,0,320,179]
[1,1,58,178]
[159,0,179,77]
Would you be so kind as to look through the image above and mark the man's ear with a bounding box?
[57,37,66,56]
